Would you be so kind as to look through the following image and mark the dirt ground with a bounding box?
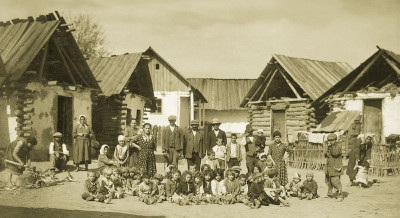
[0,161,399,218]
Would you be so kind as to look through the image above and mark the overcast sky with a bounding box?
[2,0,399,78]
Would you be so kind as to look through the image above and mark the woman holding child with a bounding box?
[134,123,157,176]
[267,130,293,186]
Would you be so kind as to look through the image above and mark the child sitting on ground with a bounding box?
[220,169,240,204]
[263,169,289,207]
[111,168,124,199]
[236,174,250,205]
[248,172,269,209]
[231,166,242,178]
[192,171,205,204]
[97,167,114,203]
[202,151,220,171]
[285,172,303,197]
[153,173,166,203]
[138,173,157,205]
[203,170,213,196]
[211,169,224,196]
[174,170,195,206]
[301,172,318,200]
[81,172,101,202]
[98,144,114,170]
[354,165,368,188]
[212,138,227,170]
[166,170,180,201]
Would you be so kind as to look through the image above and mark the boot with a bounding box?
[74,164,79,172]
[85,162,89,171]
[336,192,344,202]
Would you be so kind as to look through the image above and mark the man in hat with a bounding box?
[49,132,69,173]
[206,118,227,154]
[125,119,141,167]
[242,124,259,174]
[324,133,344,202]
[162,115,184,167]
[183,120,205,171]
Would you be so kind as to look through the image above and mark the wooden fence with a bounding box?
[371,145,400,176]
[288,139,329,171]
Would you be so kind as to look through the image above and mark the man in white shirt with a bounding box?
[49,132,69,173]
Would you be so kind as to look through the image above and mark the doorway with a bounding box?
[363,99,382,137]
[271,110,286,142]
[57,96,73,150]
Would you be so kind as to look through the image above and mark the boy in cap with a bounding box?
[49,132,69,173]
[243,125,258,174]
[184,120,205,171]
[325,133,344,202]
[162,115,184,167]
[301,172,318,200]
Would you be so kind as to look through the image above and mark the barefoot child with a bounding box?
[166,170,180,201]
[263,169,289,206]
[153,173,166,202]
[111,168,124,199]
[81,172,100,201]
[139,173,157,205]
[174,170,195,206]
[220,169,240,204]
[285,172,303,197]
[203,170,213,196]
[236,174,250,205]
[301,172,318,200]
[248,172,269,209]
[97,168,114,203]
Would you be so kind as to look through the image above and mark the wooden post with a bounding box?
[343,50,383,92]
[38,41,49,81]
[202,102,206,126]
[198,99,202,123]
[190,91,194,121]
[258,69,278,101]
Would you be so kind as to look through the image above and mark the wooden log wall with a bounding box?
[14,90,34,138]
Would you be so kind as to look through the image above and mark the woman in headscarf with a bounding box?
[347,134,373,185]
[267,130,293,186]
[73,115,93,171]
[134,123,157,176]
[98,144,114,170]
[114,135,130,168]
[5,136,37,186]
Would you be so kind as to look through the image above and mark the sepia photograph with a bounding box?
[0,0,399,217]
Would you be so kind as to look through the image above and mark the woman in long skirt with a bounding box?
[267,130,293,186]
[134,123,156,176]
[73,115,93,171]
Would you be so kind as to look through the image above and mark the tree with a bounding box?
[69,13,110,59]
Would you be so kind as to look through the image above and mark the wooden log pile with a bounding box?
[14,90,34,138]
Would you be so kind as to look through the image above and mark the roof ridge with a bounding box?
[273,53,351,65]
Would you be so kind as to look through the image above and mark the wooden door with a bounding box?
[179,97,190,129]
[57,96,73,151]
[272,110,286,142]
[363,99,382,137]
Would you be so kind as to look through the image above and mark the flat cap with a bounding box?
[53,132,62,137]
[168,115,177,121]
[327,133,337,141]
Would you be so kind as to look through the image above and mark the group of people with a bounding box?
[4,113,375,207]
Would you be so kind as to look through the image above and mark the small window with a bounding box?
[156,63,160,70]
[155,98,162,113]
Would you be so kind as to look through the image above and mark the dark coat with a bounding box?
[206,129,227,153]
[226,142,242,162]
[347,139,372,179]
[303,179,318,195]
[176,181,195,196]
[325,142,343,177]
[184,130,205,158]
[162,125,184,151]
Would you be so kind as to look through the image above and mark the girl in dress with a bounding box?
[114,135,129,168]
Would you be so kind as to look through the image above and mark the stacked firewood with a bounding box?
[14,90,34,138]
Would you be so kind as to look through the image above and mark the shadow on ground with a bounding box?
[0,205,165,218]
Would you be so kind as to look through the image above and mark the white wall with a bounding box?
[125,93,146,126]
[205,110,248,133]
[147,91,190,127]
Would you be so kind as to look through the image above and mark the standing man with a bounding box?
[184,120,205,171]
[207,118,227,155]
[125,119,141,167]
[162,115,184,167]
[242,125,258,174]
[325,133,344,202]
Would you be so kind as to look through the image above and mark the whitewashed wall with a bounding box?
[125,93,146,126]
[205,110,248,133]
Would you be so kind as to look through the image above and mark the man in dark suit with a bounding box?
[162,115,184,167]
[206,118,227,155]
[184,120,204,171]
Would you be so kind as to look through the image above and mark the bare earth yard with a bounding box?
[0,161,399,218]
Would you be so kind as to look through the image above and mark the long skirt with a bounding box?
[137,149,156,176]
[276,161,288,186]
[73,138,91,164]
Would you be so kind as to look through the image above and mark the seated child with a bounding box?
[254,129,266,151]
[192,171,205,205]
[174,170,195,206]
[98,144,114,170]
[139,173,157,205]
[252,165,262,174]
[231,166,242,178]
[113,135,129,168]
[81,172,100,201]
[201,151,220,170]
[211,169,224,196]
[203,170,213,196]
[248,172,269,209]
[258,153,274,172]
[111,168,124,199]
[97,168,114,203]
[301,172,318,200]
[220,169,240,204]
[236,174,250,205]
[153,173,166,203]
[166,170,180,201]
[263,169,289,206]
[120,167,129,190]
[354,165,368,187]
[285,172,303,197]
[212,138,227,169]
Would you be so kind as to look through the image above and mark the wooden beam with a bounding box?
[38,41,49,81]
[258,69,278,101]
[190,91,194,121]
[383,55,400,80]
[59,46,90,87]
[54,42,76,85]
[275,64,302,98]
[249,68,276,102]
[343,50,383,92]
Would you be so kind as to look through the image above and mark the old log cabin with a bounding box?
[240,54,353,142]
[187,78,256,133]
[0,12,101,161]
[144,47,207,129]
[87,53,154,148]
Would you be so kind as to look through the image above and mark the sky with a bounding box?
[1,0,399,79]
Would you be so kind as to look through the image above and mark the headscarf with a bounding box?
[78,114,88,128]
[100,144,109,155]
[118,135,125,142]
